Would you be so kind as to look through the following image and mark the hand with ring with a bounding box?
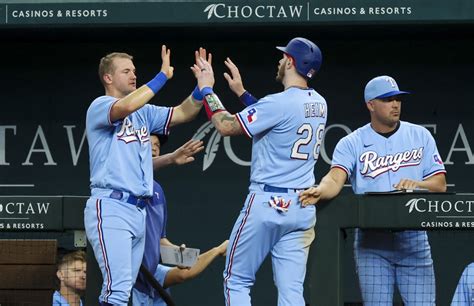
[191,47,215,89]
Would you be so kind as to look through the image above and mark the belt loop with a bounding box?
[110,190,124,200]
[109,190,150,209]
[263,185,306,194]
[263,185,288,193]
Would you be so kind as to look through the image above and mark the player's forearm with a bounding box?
[200,89,243,136]
[420,174,447,192]
[110,85,155,121]
[183,247,221,280]
[211,112,243,136]
[318,175,344,200]
[152,154,175,170]
[169,96,203,127]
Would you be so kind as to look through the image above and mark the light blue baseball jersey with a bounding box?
[332,121,445,193]
[332,120,445,304]
[52,290,83,306]
[224,87,326,306]
[86,95,172,197]
[236,87,327,188]
[451,263,474,305]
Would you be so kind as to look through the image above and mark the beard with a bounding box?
[275,60,286,82]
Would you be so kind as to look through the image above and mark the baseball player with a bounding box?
[53,250,86,306]
[451,263,474,305]
[299,75,447,305]
[85,46,203,305]
[191,38,327,306]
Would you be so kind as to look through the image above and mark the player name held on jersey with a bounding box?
[304,102,326,118]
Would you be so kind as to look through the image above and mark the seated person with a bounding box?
[53,250,86,306]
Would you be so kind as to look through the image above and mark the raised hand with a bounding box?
[160,45,174,79]
[196,47,212,66]
[171,139,204,165]
[190,48,215,90]
[224,57,246,97]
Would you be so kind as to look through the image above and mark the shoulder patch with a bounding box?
[246,108,257,124]
[433,154,443,165]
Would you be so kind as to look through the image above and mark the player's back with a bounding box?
[242,87,327,188]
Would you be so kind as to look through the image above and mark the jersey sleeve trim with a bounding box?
[236,113,253,138]
[107,99,119,126]
[331,164,350,176]
[164,107,173,135]
[423,169,447,180]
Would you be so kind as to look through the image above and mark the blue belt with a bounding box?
[263,185,305,193]
[109,190,151,209]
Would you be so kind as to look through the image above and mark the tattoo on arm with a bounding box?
[220,114,234,123]
[214,112,243,135]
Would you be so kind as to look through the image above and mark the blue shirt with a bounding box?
[332,121,446,194]
[134,180,167,296]
[132,264,173,305]
[52,291,83,306]
[451,263,474,305]
[152,264,173,306]
[332,121,446,245]
[86,96,172,197]
[236,87,327,188]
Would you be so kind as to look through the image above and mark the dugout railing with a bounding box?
[310,192,474,305]
[1,194,472,305]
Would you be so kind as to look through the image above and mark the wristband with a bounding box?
[192,85,204,102]
[146,72,168,94]
[239,91,258,106]
[203,93,226,120]
[201,87,214,97]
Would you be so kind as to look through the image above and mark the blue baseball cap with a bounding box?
[364,75,410,102]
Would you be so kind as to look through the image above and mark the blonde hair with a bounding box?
[58,250,86,269]
[98,52,133,85]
